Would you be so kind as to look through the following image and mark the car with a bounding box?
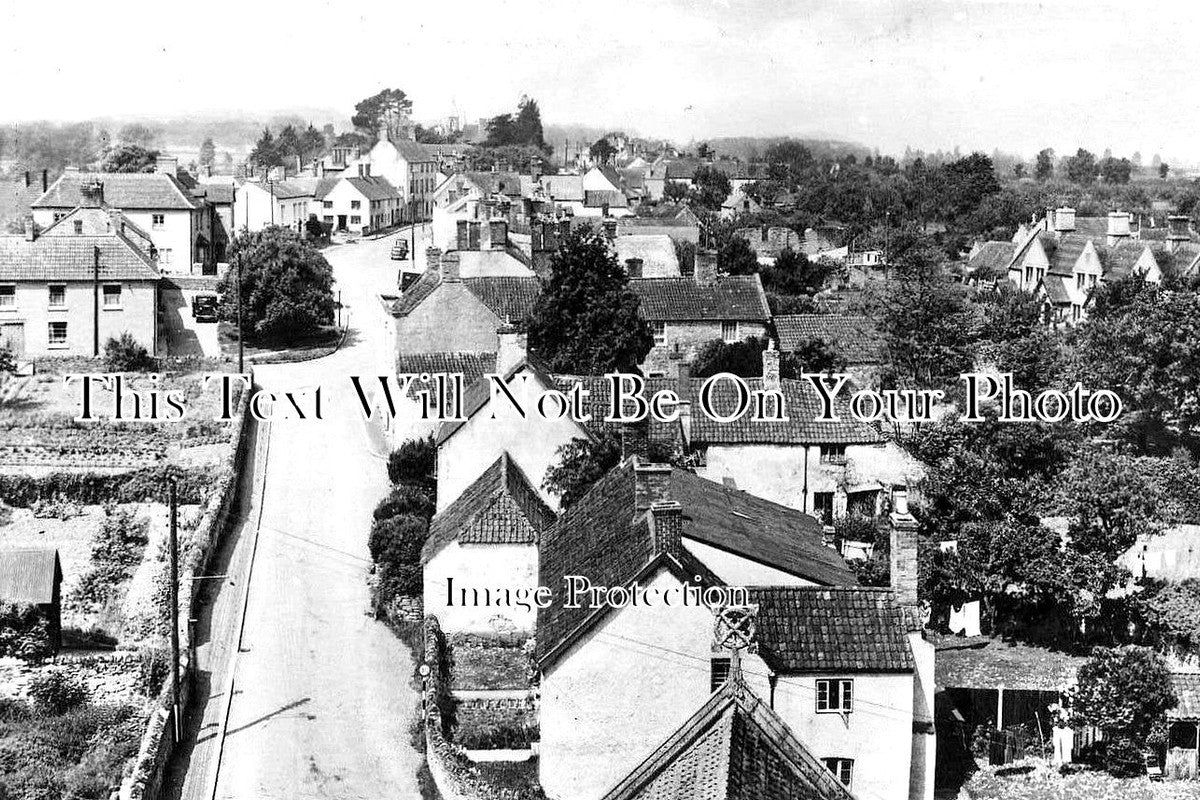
[191,293,219,323]
[390,239,410,260]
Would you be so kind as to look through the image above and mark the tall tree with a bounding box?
[351,88,413,140]
[1066,148,1097,184]
[514,95,546,150]
[689,166,731,211]
[198,137,216,167]
[101,144,159,173]
[250,127,282,168]
[300,124,325,161]
[1035,148,1055,181]
[117,123,158,149]
[275,124,302,162]
[527,227,654,373]
[589,137,617,165]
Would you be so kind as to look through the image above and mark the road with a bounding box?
[167,226,431,800]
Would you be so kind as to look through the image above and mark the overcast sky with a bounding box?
[4,0,1197,161]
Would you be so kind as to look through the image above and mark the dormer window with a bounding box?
[73,220,83,235]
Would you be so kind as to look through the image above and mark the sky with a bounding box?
[4,0,1199,161]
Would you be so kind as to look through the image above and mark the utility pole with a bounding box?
[168,478,181,743]
[92,245,100,357]
[236,253,244,374]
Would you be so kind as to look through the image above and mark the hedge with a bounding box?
[0,465,215,508]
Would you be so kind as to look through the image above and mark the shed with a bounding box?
[0,548,64,651]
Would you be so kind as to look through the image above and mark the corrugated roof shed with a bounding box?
[0,549,61,605]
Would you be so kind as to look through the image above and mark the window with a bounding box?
[350,216,361,225]
[721,321,739,342]
[48,321,67,347]
[48,285,65,307]
[102,284,121,308]
[53,212,66,222]
[0,286,14,308]
[323,216,333,224]
[816,678,853,713]
[323,201,333,209]
[1072,303,1082,322]
[812,491,835,525]
[73,220,84,234]
[819,445,847,465]
[350,200,361,210]
[1076,274,1084,290]
[822,758,854,788]
[151,214,165,229]
[158,248,172,265]
[652,321,666,346]
[710,657,731,692]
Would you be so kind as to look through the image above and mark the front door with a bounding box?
[0,323,25,356]
[337,215,347,231]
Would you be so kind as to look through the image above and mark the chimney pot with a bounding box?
[634,461,672,510]
[495,324,528,374]
[425,246,442,273]
[625,257,644,279]
[762,341,781,391]
[23,171,29,188]
[440,250,461,282]
[889,486,920,629]
[649,500,683,555]
[23,216,35,241]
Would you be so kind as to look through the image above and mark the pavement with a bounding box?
[167,225,432,800]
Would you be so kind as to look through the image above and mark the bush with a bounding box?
[1101,737,1144,777]
[0,604,52,660]
[103,333,154,372]
[834,514,880,544]
[387,437,436,490]
[377,561,422,599]
[369,514,429,567]
[136,646,171,698]
[70,505,150,611]
[0,466,212,508]
[373,485,434,522]
[27,670,89,715]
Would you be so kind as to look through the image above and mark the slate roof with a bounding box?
[464,171,523,198]
[463,276,541,321]
[0,233,159,281]
[663,159,703,180]
[549,375,684,448]
[749,587,914,673]
[392,139,435,162]
[1041,273,1071,305]
[1169,672,1200,721]
[344,176,400,201]
[1103,240,1154,279]
[192,183,235,204]
[631,276,769,322]
[688,377,885,446]
[775,314,883,365]
[601,678,853,800]
[536,461,856,668]
[615,235,680,277]
[0,549,62,605]
[968,241,1014,275]
[395,351,496,401]
[312,177,340,200]
[41,206,154,250]
[436,353,564,446]
[34,172,199,210]
[585,190,629,209]
[422,453,554,563]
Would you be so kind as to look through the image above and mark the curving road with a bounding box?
[167,228,431,800]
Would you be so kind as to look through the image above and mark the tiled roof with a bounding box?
[1041,273,1071,305]
[395,351,496,400]
[436,354,564,447]
[968,241,1015,274]
[631,276,769,322]
[585,190,629,209]
[344,176,400,201]
[0,548,61,605]
[537,461,856,668]
[422,453,554,563]
[540,175,585,202]
[463,276,541,321]
[34,172,199,210]
[615,235,680,277]
[602,678,853,800]
[313,177,340,200]
[192,183,235,204]
[0,233,159,281]
[774,314,882,365]
[464,171,523,197]
[1103,240,1155,279]
[688,377,885,446]
[1169,672,1200,720]
[392,139,435,163]
[663,159,703,180]
[749,587,913,673]
[41,206,154,250]
[243,179,311,200]
[388,268,442,316]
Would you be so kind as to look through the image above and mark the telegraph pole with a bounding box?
[236,253,245,374]
[168,478,181,743]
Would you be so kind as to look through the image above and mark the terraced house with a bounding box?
[32,168,211,275]
[0,216,159,357]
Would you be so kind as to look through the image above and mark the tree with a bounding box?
[300,125,325,161]
[1070,647,1175,775]
[690,335,843,379]
[759,247,842,296]
[199,137,216,167]
[696,142,714,160]
[589,137,617,165]
[117,123,158,149]
[543,434,621,508]
[1066,148,1097,184]
[1012,163,1026,179]
[351,88,413,139]
[1058,449,1164,557]
[1160,162,1170,179]
[249,128,282,168]
[662,181,689,203]
[102,144,159,173]
[514,96,546,150]
[527,227,654,373]
[689,166,732,211]
[275,124,302,163]
[1099,156,1133,185]
[217,227,335,342]
[716,232,759,276]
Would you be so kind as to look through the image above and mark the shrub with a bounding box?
[373,485,434,522]
[387,437,436,489]
[70,505,150,612]
[0,603,52,660]
[377,562,422,599]
[28,670,89,715]
[135,647,171,697]
[834,514,880,544]
[0,466,212,508]
[369,514,429,566]
[103,333,155,372]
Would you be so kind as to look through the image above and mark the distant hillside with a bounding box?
[707,136,873,163]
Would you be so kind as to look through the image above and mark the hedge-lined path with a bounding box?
[168,233,424,800]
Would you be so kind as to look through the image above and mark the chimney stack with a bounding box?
[649,500,682,555]
[23,171,29,188]
[762,341,780,391]
[108,209,125,237]
[495,324,528,374]
[80,179,104,208]
[425,246,442,275]
[673,354,692,446]
[621,417,651,463]
[155,155,179,176]
[1106,211,1131,246]
[457,220,469,251]
[695,249,718,285]
[634,461,672,510]
[41,170,48,193]
[625,257,644,279]
[23,216,35,242]
[489,220,508,250]
[602,219,618,240]
[440,250,461,283]
[889,487,921,630]
[1054,207,1076,233]
[1167,215,1190,253]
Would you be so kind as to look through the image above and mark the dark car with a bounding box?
[390,239,410,260]
[191,293,219,323]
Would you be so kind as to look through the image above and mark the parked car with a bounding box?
[391,239,410,260]
[191,293,219,323]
